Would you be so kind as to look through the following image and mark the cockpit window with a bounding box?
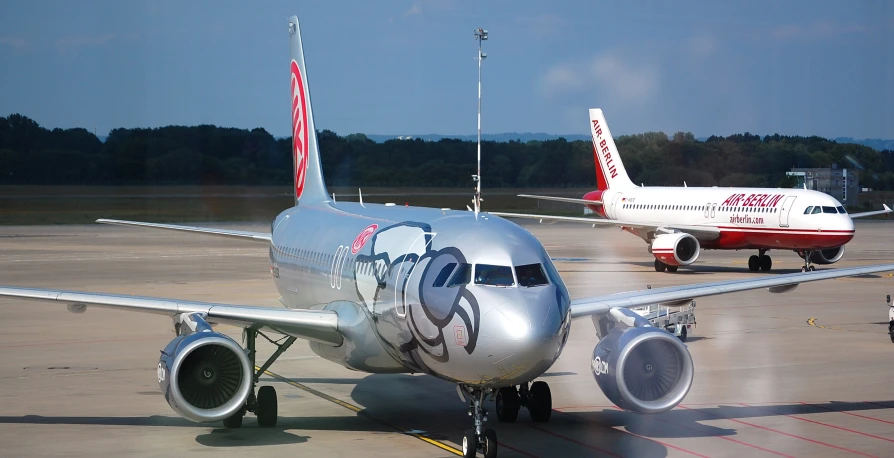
[432,262,457,288]
[515,263,549,287]
[811,206,822,214]
[474,264,515,287]
[822,206,837,214]
[803,206,814,214]
[446,263,471,287]
[837,206,847,214]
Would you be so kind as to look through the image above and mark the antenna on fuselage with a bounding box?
[358,188,365,208]
[332,192,336,203]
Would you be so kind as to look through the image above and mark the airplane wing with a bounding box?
[569,262,894,318]
[518,194,603,206]
[848,204,892,219]
[96,219,271,242]
[489,211,721,241]
[0,286,342,346]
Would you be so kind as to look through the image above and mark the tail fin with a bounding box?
[289,16,328,204]
[589,108,635,190]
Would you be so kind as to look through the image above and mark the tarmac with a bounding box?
[1,220,893,457]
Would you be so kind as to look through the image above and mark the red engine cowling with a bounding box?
[651,233,700,266]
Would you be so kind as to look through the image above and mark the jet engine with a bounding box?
[651,233,700,266]
[157,314,252,423]
[591,325,694,414]
[808,245,845,265]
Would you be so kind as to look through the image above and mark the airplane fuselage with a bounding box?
[588,186,855,250]
[267,202,571,388]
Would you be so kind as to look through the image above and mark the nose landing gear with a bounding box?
[799,250,816,272]
[458,385,497,458]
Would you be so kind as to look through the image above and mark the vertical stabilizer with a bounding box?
[289,16,328,204]
[589,108,635,190]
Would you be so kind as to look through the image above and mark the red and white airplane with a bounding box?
[491,109,892,273]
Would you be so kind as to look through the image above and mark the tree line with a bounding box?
[3,113,894,190]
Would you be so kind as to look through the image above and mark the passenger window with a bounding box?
[447,263,472,287]
[474,264,515,287]
[822,206,837,214]
[837,206,847,214]
[432,262,457,287]
[515,263,549,287]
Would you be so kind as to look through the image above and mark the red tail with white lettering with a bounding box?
[590,108,635,191]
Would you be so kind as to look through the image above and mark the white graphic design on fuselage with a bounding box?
[353,222,480,364]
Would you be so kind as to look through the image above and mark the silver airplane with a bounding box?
[3,15,894,458]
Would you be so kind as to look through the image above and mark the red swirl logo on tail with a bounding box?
[290,60,309,200]
[352,224,378,254]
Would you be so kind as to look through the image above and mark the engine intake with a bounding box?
[591,326,693,414]
[809,245,845,265]
[651,233,700,266]
[158,331,252,422]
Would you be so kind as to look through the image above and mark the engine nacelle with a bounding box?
[157,331,252,422]
[591,326,694,414]
[809,245,845,265]
[651,233,700,266]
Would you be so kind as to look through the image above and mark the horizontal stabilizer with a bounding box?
[96,219,271,242]
[518,194,603,206]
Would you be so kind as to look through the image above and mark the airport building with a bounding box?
[787,165,859,207]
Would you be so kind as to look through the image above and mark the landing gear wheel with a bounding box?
[654,259,667,272]
[495,386,520,423]
[256,386,278,427]
[748,255,760,272]
[528,381,552,422]
[482,429,498,458]
[222,408,244,429]
[666,265,679,273]
[889,323,894,343]
[809,266,816,272]
[759,255,772,271]
[678,326,688,342]
[801,266,808,272]
[462,429,478,458]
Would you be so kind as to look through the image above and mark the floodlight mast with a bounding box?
[473,28,487,216]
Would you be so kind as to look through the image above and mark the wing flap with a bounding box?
[570,263,894,318]
[0,286,341,345]
[96,219,271,242]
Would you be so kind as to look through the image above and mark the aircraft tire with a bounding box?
[495,386,520,422]
[666,265,679,273]
[654,259,667,272]
[462,429,478,458]
[482,429,498,458]
[528,381,552,422]
[748,255,760,272]
[222,408,244,429]
[256,386,278,427]
[760,255,772,271]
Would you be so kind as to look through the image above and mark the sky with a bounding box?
[1,0,893,139]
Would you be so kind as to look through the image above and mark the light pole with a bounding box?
[473,28,487,214]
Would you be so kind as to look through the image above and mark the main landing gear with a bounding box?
[494,381,552,424]
[223,328,296,428]
[654,259,679,273]
[748,249,772,272]
[457,380,552,458]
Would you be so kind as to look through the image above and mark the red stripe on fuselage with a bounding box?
[704,228,854,250]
